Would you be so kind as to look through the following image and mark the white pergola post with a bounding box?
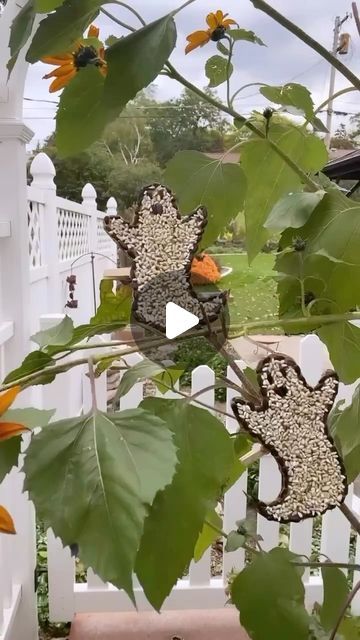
[0,4,39,640]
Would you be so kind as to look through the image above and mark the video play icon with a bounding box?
[166,302,200,340]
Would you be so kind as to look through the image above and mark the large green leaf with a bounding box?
[260,83,315,121]
[193,508,222,562]
[264,191,325,232]
[117,359,165,398]
[205,55,233,88]
[45,319,129,357]
[241,124,327,261]
[136,398,234,610]
[329,384,360,481]
[318,323,360,385]
[90,281,132,325]
[105,16,177,110]
[35,0,66,11]
[319,565,349,632]
[26,0,101,62]
[231,548,310,640]
[164,150,246,250]
[24,408,177,602]
[0,408,54,482]
[56,68,113,157]
[4,351,55,385]
[7,0,35,74]
[31,316,74,349]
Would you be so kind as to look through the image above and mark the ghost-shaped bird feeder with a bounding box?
[104,184,228,333]
[232,354,348,524]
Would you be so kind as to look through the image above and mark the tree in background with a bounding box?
[330,122,356,150]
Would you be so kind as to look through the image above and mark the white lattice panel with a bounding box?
[57,208,90,261]
[27,200,43,269]
[97,217,114,254]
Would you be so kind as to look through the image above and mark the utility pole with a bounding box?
[325,13,350,148]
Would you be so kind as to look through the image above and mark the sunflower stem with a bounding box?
[100,7,136,32]
[225,35,234,109]
[110,1,146,26]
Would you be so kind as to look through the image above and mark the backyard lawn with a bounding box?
[214,253,279,329]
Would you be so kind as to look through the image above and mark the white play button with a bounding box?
[165,302,199,340]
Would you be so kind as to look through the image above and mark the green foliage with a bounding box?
[136,398,234,610]
[319,565,349,631]
[90,281,132,325]
[105,16,176,109]
[206,55,233,88]
[330,385,360,482]
[24,408,177,602]
[31,316,74,349]
[35,0,65,11]
[231,548,310,640]
[108,161,163,208]
[164,150,246,250]
[241,122,328,260]
[317,323,360,385]
[26,0,102,62]
[7,0,35,74]
[260,83,319,126]
[4,351,55,385]
[229,28,265,46]
[264,191,325,232]
[193,509,222,562]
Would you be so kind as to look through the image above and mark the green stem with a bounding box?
[87,358,97,412]
[250,0,360,91]
[2,311,360,393]
[204,519,228,539]
[314,86,358,116]
[225,36,234,109]
[230,82,268,108]
[165,61,319,191]
[329,580,360,640]
[110,1,146,26]
[100,7,136,32]
[171,0,199,16]
[340,503,360,537]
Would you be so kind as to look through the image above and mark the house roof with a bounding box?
[323,149,360,181]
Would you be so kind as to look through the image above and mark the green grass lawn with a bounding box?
[214,253,279,329]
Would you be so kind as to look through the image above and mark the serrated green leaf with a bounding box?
[7,0,35,75]
[136,398,234,610]
[319,565,349,631]
[56,67,113,157]
[90,281,132,325]
[0,408,54,482]
[4,351,55,385]
[312,116,328,134]
[31,316,74,349]
[105,16,177,111]
[194,508,222,562]
[152,366,184,394]
[24,408,177,602]
[26,0,101,62]
[164,150,246,250]
[231,548,310,640]
[241,124,328,260]
[35,0,65,10]
[329,384,360,481]
[229,28,265,46]
[117,359,164,398]
[45,319,129,357]
[318,323,360,385]
[264,191,325,231]
[205,55,233,88]
[260,83,315,121]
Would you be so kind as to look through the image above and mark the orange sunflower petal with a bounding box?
[0,506,15,535]
[99,63,108,77]
[49,69,77,93]
[88,24,100,38]
[223,18,237,27]
[215,9,225,25]
[43,62,74,79]
[0,422,29,441]
[41,54,73,64]
[206,12,218,30]
[185,30,211,54]
[0,386,20,417]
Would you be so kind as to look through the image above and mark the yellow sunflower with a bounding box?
[42,25,107,93]
[185,10,237,54]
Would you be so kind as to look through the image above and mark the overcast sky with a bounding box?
[23,0,360,147]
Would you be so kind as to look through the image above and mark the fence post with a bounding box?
[82,183,97,253]
[30,152,61,312]
[106,196,117,217]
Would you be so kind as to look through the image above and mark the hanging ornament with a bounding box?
[232,355,347,523]
[104,184,227,333]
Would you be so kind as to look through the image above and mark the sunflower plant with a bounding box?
[4,1,360,639]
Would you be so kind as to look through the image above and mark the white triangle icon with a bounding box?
[166,302,200,340]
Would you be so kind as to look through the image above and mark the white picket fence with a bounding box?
[38,340,360,623]
[0,151,116,640]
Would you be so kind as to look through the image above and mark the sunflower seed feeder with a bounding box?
[232,354,347,523]
[104,183,227,332]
